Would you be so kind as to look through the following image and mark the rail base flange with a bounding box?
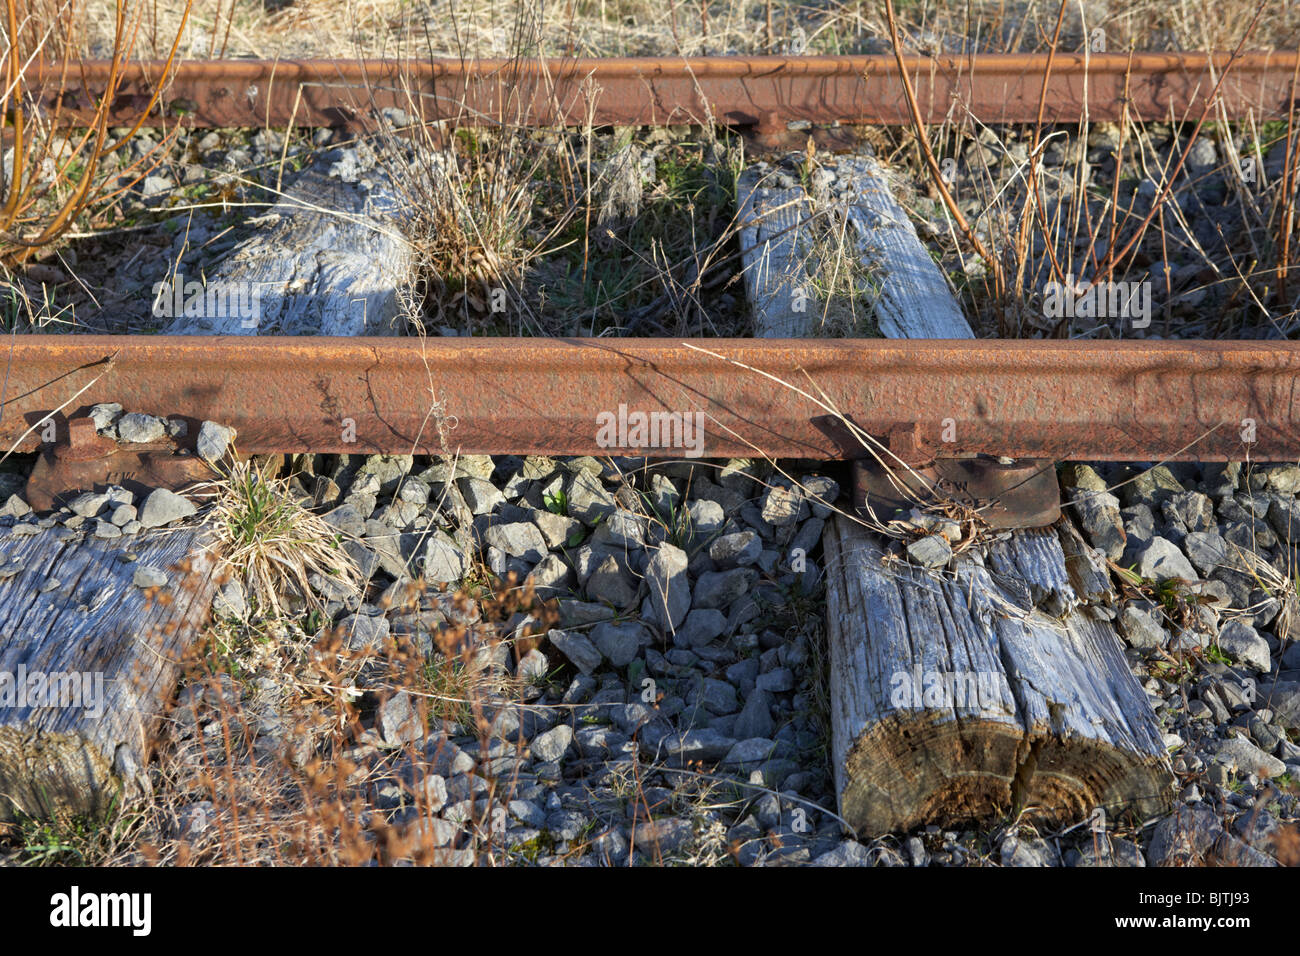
[852,456,1061,530]
[24,417,212,512]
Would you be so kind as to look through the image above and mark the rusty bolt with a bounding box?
[754,109,782,133]
[54,417,116,463]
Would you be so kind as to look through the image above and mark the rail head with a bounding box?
[3,335,1298,462]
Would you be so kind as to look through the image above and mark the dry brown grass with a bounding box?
[70,0,1300,60]
[198,455,362,622]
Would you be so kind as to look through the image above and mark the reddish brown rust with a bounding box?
[24,415,212,511]
[27,53,1300,130]
[55,416,117,463]
[853,457,1062,529]
[2,337,1299,463]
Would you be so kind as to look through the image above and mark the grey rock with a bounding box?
[646,473,681,517]
[709,530,761,568]
[116,412,166,443]
[508,799,548,829]
[132,565,168,588]
[1147,804,1223,866]
[694,479,745,515]
[530,724,574,763]
[686,499,725,540]
[1183,531,1228,576]
[1202,462,1241,498]
[1075,837,1145,867]
[1260,463,1300,495]
[575,726,629,758]
[631,818,694,854]
[1214,833,1277,867]
[212,579,247,620]
[378,691,424,746]
[1070,489,1126,560]
[567,470,617,526]
[516,648,550,684]
[409,773,448,813]
[1248,715,1283,754]
[545,808,590,842]
[659,728,736,761]
[137,488,197,528]
[416,736,476,778]
[812,839,872,867]
[1234,808,1283,854]
[1135,536,1197,583]
[905,836,929,867]
[676,607,727,648]
[88,403,122,431]
[420,534,466,584]
[719,458,762,494]
[734,688,774,739]
[520,456,556,481]
[906,534,952,568]
[0,494,30,519]
[532,508,583,548]
[788,516,825,558]
[1165,490,1215,533]
[1211,735,1287,778]
[586,554,639,607]
[1119,601,1168,651]
[722,737,778,768]
[1000,835,1059,867]
[483,522,546,562]
[444,773,490,806]
[110,504,137,527]
[547,628,602,675]
[643,543,690,632]
[694,568,758,610]
[1216,620,1271,673]
[760,483,804,527]
[1120,504,1156,560]
[68,492,110,518]
[1120,464,1184,508]
[728,817,764,866]
[558,599,617,627]
[196,420,236,462]
[612,701,670,739]
[337,612,391,651]
[603,510,647,549]
[527,553,574,598]
[321,503,366,538]
[800,475,840,518]
[1266,495,1300,543]
[592,621,645,668]
[756,668,795,693]
[696,678,739,715]
[458,477,506,515]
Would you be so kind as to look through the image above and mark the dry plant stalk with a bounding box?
[1,0,193,262]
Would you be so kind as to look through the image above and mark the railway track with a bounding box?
[10,50,1300,466]
[31,52,1300,131]
[5,337,1300,460]
[3,49,1300,866]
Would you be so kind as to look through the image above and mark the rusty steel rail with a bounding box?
[29,52,1300,129]
[2,336,1298,463]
